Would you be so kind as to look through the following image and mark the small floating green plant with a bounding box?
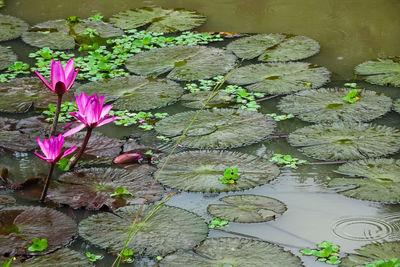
[209,218,229,228]
[86,251,103,262]
[342,89,360,104]
[269,154,307,168]
[110,187,133,198]
[220,167,240,184]
[300,241,341,265]
[266,113,294,121]
[28,237,48,252]
[366,258,400,267]
[0,61,30,82]
[42,102,78,123]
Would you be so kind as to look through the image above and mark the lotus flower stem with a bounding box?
[50,94,63,137]
[39,162,55,202]
[68,127,93,170]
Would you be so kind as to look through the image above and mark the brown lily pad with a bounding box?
[16,248,90,266]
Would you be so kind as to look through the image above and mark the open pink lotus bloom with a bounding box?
[34,134,77,163]
[64,92,121,136]
[34,58,79,95]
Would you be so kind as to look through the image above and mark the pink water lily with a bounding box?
[34,59,79,95]
[34,134,77,163]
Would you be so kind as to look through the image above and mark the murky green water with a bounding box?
[1,0,400,266]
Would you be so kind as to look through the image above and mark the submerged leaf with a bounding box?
[78,205,208,256]
[18,248,90,266]
[394,99,400,114]
[0,46,17,71]
[159,237,303,266]
[0,15,29,42]
[289,122,400,160]
[180,91,235,109]
[278,88,392,123]
[355,57,400,87]
[208,195,287,222]
[155,109,276,148]
[156,150,279,193]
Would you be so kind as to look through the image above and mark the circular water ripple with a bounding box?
[332,216,396,241]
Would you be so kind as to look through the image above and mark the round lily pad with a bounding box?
[207,195,287,223]
[328,158,400,202]
[0,206,76,256]
[0,46,17,71]
[227,34,320,62]
[0,15,29,42]
[288,122,400,160]
[156,150,279,193]
[78,205,208,256]
[0,131,37,152]
[77,76,183,111]
[49,167,164,210]
[159,237,303,267]
[277,88,392,123]
[340,241,400,267]
[125,46,237,81]
[227,62,330,95]
[73,19,124,45]
[355,57,400,87]
[394,99,400,113]
[109,7,206,33]
[155,109,276,148]
[17,248,90,267]
[180,91,235,109]
[0,77,75,113]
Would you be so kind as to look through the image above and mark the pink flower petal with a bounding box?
[64,58,75,83]
[33,152,50,162]
[67,67,80,89]
[59,146,78,160]
[100,105,113,118]
[34,71,53,92]
[63,123,86,137]
[96,116,118,127]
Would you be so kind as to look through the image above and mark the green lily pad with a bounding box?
[0,46,17,71]
[277,88,392,123]
[156,150,279,193]
[227,34,320,62]
[0,15,29,42]
[72,19,124,45]
[394,99,400,113]
[355,57,400,87]
[180,91,235,109]
[22,20,75,50]
[48,167,164,210]
[328,158,400,202]
[77,76,183,111]
[17,248,90,267]
[227,62,330,94]
[340,241,400,267]
[78,205,208,256]
[125,46,237,81]
[288,122,400,160]
[0,77,76,113]
[155,109,276,148]
[159,237,303,267]
[208,195,287,223]
[109,7,206,33]
[0,206,76,256]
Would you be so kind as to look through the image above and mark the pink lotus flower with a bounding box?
[34,58,79,95]
[64,92,120,136]
[34,134,77,163]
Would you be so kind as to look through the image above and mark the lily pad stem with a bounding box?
[50,94,63,137]
[39,162,55,202]
[69,127,93,170]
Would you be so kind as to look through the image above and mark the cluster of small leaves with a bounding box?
[121,249,134,263]
[344,82,357,88]
[366,258,400,267]
[219,167,240,184]
[209,218,229,229]
[42,102,78,123]
[57,156,75,171]
[29,47,75,77]
[110,110,168,129]
[266,113,294,121]
[88,13,104,21]
[28,238,48,252]
[86,251,103,262]
[342,89,360,104]
[300,241,341,265]
[0,61,31,82]
[172,31,223,45]
[185,76,223,92]
[110,186,133,198]
[66,15,82,24]
[269,154,307,168]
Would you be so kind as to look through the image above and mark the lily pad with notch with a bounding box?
[155,150,279,193]
[78,204,208,256]
[0,206,76,256]
[109,7,206,33]
[16,248,90,266]
[77,76,183,111]
[0,46,17,71]
[328,158,400,202]
[0,14,29,42]
[288,122,400,160]
[208,195,287,223]
[155,108,276,148]
[355,57,400,87]
[180,91,236,109]
[340,241,400,267]
[227,62,330,95]
[227,34,320,62]
[278,88,392,123]
[159,237,303,267]
[48,167,164,210]
[125,46,237,81]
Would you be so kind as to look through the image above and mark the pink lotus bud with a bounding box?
[114,153,142,164]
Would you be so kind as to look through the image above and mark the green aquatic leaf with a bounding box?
[18,248,90,266]
[0,46,17,71]
[394,99,400,114]
[28,238,47,252]
[355,57,400,87]
[0,15,29,42]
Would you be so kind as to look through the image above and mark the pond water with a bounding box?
[1,0,400,266]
